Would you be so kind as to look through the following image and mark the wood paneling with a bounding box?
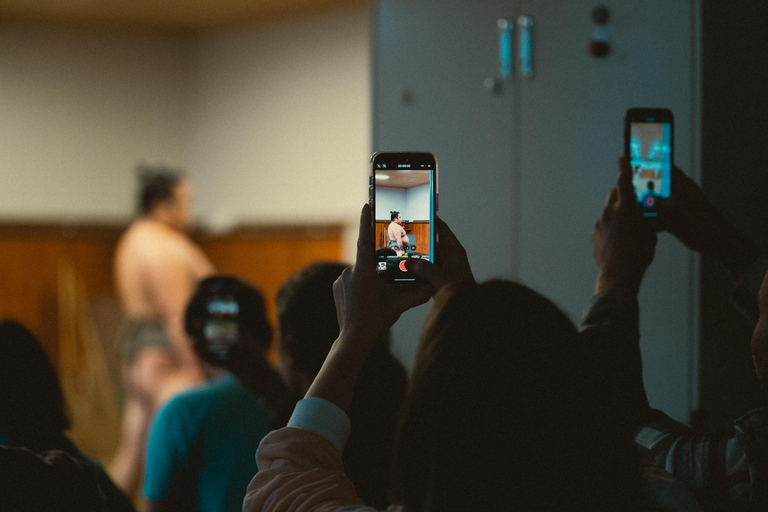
[0,221,342,463]
[375,221,390,250]
[0,222,343,362]
[405,222,430,256]
[375,221,430,255]
[197,225,344,334]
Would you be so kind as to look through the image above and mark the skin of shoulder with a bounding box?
[115,219,214,318]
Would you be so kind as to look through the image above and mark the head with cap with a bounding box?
[185,275,272,373]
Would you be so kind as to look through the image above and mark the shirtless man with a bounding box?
[387,211,409,257]
[110,166,214,497]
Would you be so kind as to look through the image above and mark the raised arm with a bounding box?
[244,206,471,512]
[624,163,768,508]
[580,157,657,422]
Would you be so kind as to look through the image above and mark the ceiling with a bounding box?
[374,170,431,189]
[0,0,366,36]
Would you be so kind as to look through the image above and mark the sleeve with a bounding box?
[243,398,378,512]
[635,408,768,509]
[143,396,195,500]
[578,288,651,422]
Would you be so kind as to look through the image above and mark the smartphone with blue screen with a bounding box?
[369,152,438,285]
[624,108,673,219]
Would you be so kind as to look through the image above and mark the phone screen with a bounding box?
[626,109,673,217]
[370,152,437,284]
[203,295,239,360]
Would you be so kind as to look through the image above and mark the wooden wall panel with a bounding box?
[374,221,429,255]
[406,222,430,255]
[375,221,389,250]
[0,221,342,463]
[198,227,344,331]
[0,223,343,365]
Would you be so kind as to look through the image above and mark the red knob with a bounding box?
[589,40,610,58]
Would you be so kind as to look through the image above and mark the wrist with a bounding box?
[595,268,641,295]
[338,320,386,345]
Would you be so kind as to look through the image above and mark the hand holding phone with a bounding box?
[624,108,673,220]
[370,152,438,285]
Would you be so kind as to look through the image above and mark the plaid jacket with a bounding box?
[580,289,768,512]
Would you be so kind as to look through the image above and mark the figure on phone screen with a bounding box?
[387,211,409,257]
[639,181,660,208]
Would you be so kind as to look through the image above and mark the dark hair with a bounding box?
[390,211,400,221]
[277,262,348,378]
[185,275,271,368]
[185,276,292,429]
[0,320,70,441]
[390,280,643,511]
[277,261,407,509]
[136,164,185,215]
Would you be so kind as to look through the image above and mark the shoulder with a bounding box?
[153,382,217,428]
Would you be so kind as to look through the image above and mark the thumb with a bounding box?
[617,156,635,205]
[406,258,453,291]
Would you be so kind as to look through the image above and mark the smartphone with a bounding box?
[369,152,438,285]
[624,108,673,218]
[201,280,241,361]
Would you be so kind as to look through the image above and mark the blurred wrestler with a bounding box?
[110,165,214,497]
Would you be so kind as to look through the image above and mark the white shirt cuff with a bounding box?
[287,397,351,452]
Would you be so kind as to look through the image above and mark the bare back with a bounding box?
[115,218,214,321]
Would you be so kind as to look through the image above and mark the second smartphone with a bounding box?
[624,108,673,218]
[370,152,438,285]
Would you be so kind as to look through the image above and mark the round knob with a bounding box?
[484,77,502,94]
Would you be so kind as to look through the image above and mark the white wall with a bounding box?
[375,186,405,221]
[375,184,430,222]
[188,7,370,258]
[0,26,191,221]
[0,7,371,258]
[405,184,430,221]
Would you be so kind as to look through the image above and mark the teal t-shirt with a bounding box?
[144,373,272,512]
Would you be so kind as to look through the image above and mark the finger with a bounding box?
[617,156,635,205]
[670,165,688,189]
[396,284,434,312]
[436,216,461,251]
[332,274,345,329]
[406,258,453,291]
[605,188,619,207]
[355,203,375,271]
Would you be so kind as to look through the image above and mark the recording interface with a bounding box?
[374,168,434,283]
[629,121,671,214]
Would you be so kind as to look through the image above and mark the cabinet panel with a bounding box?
[374,0,698,422]
[512,0,696,422]
[373,0,518,369]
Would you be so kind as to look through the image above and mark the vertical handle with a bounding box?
[518,16,534,78]
[498,18,513,79]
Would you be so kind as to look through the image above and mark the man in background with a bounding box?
[110,165,214,497]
